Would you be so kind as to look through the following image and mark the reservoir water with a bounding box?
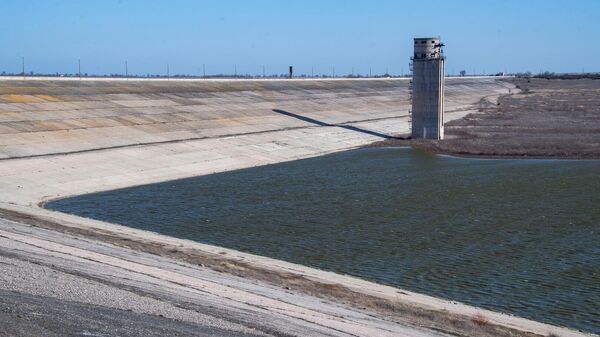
[46,147,600,333]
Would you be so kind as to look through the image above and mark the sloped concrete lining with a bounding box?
[0,77,513,205]
[1,78,586,337]
[0,77,508,159]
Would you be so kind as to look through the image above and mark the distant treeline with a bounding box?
[2,70,598,80]
[516,71,600,80]
[0,71,405,79]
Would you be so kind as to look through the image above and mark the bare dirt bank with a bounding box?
[370,78,600,159]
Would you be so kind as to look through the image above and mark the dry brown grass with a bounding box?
[472,312,490,326]
[370,78,600,160]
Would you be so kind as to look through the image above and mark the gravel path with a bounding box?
[0,289,265,337]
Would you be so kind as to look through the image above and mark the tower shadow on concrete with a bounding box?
[272,109,400,140]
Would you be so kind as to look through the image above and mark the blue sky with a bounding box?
[1,0,599,76]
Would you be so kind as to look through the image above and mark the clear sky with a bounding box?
[1,0,599,76]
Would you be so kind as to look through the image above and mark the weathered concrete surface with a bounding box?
[0,77,508,159]
[0,78,585,337]
[0,78,512,205]
[412,37,445,139]
[0,216,448,337]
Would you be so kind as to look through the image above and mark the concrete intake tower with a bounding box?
[411,37,445,139]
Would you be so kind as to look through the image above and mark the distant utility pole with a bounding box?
[78,59,81,80]
[22,56,25,79]
[386,66,389,76]
[167,63,170,80]
[311,67,314,78]
[369,67,372,77]
[332,66,335,78]
[203,64,206,78]
[234,64,237,77]
[262,65,265,77]
[125,61,128,79]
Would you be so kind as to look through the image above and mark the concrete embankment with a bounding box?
[0,78,587,336]
[0,77,511,204]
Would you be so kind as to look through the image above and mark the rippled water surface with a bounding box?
[47,148,600,333]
